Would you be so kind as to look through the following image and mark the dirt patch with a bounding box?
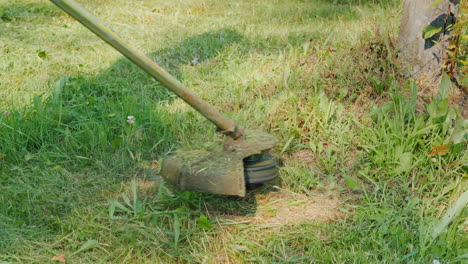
[134,179,158,193]
[212,253,230,264]
[344,148,359,168]
[120,178,161,196]
[219,191,345,226]
[286,149,317,169]
[286,146,358,170]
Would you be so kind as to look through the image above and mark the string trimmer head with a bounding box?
[161,130,278,196]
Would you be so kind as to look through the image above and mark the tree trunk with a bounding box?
[397,0,459,83]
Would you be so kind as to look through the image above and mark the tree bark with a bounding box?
[397,0,459,82]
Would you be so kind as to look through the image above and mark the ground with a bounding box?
[0,0,467,263]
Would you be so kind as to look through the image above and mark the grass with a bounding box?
[1,0,467,263]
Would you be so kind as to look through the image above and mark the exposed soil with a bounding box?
[121,178,161,196]
[219,190,345,226]
[285,145,358,171]
[286,149,317,169]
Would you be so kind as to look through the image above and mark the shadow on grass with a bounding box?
[0,1,63,22]
[0,28,260,253]
[86,28,246,102]
[201,184,281,217]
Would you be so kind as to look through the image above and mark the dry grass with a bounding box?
[220,190,345,225]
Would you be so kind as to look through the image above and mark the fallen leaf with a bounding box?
[428,145,450,156]
[37,50,47,59]
[0,154,6,159]
[51,254,66,263]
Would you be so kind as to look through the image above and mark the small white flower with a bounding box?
[432,260,440,264]
[191,57,199,65]
[3,111,11,116]
[127,115,136,125]
[431,158,437,163]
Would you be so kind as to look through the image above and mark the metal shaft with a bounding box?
[49,0,242,138]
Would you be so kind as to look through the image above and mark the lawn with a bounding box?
[0,0,466,263]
